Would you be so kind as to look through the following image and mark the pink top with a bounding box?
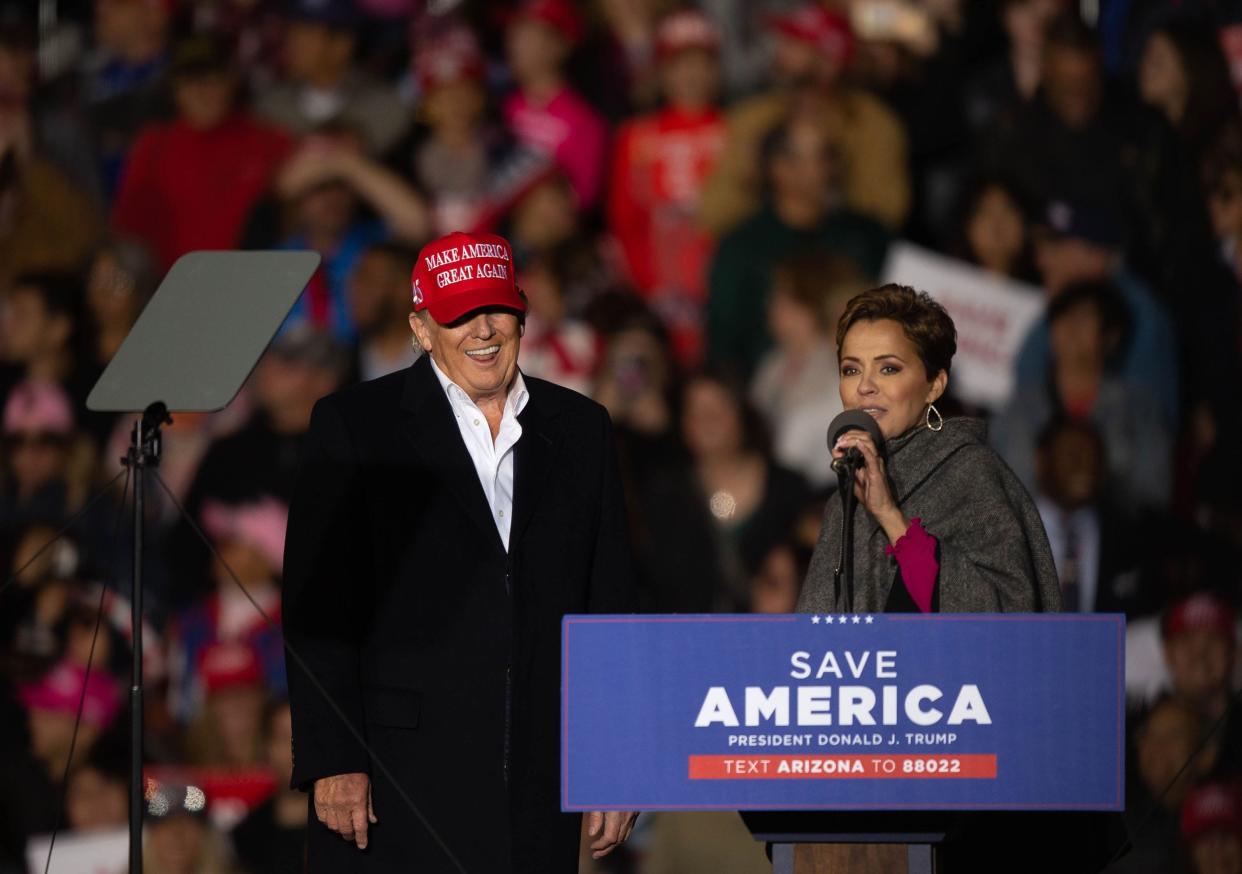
[884,518,938,613]
[504,85,609,210]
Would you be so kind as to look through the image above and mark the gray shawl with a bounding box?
[797,417,1062,614]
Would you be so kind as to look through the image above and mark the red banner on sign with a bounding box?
[688,754,997,780]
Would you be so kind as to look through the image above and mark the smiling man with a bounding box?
[282,231,637,872]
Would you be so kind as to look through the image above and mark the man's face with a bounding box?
[348,251,405,335]
[173,71,236,130]
[254,353,341,434]
[772,36,834,87]
[283,21,352,82]
[506,20,567,85]
[1207,169,1242,240]
[661,49,720,109]
[770,121,835,207]
[1165,630,1235,708]
[95,0,167,56]
[410,309,522,403]
[1043,46,1101,129]
[0,287,61,363]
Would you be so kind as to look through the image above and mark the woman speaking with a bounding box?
[797,284,1062,614]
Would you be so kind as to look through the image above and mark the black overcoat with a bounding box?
[282,356,635,873]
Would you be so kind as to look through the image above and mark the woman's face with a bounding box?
[838,318,946,439]
[87,252,140,328]
[682,378,744,460]
[1138,32,1188,116]
[966,186,1025,273]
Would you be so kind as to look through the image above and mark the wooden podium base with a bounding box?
[772,843,936,874]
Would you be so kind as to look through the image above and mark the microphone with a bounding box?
[827,410,885,474]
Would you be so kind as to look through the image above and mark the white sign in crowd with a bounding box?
[882,242,1044,411]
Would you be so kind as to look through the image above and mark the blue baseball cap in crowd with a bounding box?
[286,0,359,31]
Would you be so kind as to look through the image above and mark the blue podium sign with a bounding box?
[562,614,1124,812]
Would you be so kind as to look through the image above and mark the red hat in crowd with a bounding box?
[765,4,855,66]
[1181,781,1242,841]
[415,27,485,93]
[411,231,526,324]
[199,641,263,694]
[655,10,722,60]
[508,0,583,45]
[1162,593,1237,645]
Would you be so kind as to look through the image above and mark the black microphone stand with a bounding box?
[122,401,171,874]
[833,455,860,613]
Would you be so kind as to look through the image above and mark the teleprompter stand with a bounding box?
[87,251,320,874]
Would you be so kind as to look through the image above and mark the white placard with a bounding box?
[27,827,129,874]
[882,242,1044,410]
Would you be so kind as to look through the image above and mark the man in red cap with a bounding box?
[282,230,637,872]
[699,2,909,235]
[1162,592,1240,776]
[608,9,727,368]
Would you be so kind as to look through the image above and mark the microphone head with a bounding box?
[827,409,885,452]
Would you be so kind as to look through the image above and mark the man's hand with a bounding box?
[313,772,376,849]
[587,811,638,859]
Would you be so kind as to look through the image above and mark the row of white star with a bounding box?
[810,615,875,625]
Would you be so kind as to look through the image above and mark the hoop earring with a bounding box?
[925,403,944,432]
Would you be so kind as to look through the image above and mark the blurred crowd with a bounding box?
[0,0,1240,872]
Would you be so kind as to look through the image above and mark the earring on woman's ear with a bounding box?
[925,403,944,432]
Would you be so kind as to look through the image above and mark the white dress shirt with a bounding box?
[1035,496,1100,612]
[429,357,529,551]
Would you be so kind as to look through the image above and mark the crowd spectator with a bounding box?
[86,0,175,198]
[143,777,238,874]
[706,116,889,377]
[273,125,428,341]
[634,371,808,613]
[994,281,1172,510]
[700,3,910,234]
[951,175,1039,282]
[503,0,609,212]
[1032,417,1155,614]
[749,251,858,488]
[1180,781,1242,874]
[345,241,421,382]
[516,247,598,395]
[254,0,407,155]
[608,9,726,367]
[228,699,306,874]
[111,35,291,271]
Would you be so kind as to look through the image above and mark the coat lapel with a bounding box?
[511,378,561,548]
[400,357,506,556]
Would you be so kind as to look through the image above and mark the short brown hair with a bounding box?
[835,284,957,378]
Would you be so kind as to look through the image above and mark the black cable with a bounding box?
[41,466,132,874]
[150,470,470,874]
[0,468,127,602]
[1097,687,1239,872]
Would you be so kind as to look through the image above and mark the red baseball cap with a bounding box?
[1162,593,1237,644]
[1181,782,1241,841]
[199,641,263,694]
[508,0,583,45]
[656,10,722,60]
[765,5,855,66]
[415,27,484,93]
[412,231,526,324]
